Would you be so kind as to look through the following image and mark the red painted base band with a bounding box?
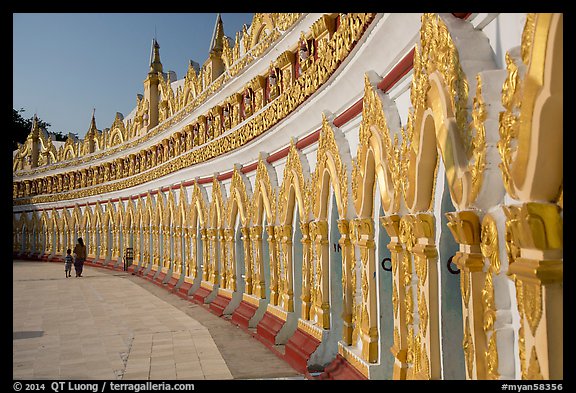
[176,281,193,299]
[152,271,167,286]
[255,311,286,348]
[208,294,232,317]
[191,286,212,304]
[284,327,322,374]
[231,300,258,330]
[166,276,179,291]
[311,354,367,380]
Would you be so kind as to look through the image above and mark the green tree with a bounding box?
[12,108,67,151]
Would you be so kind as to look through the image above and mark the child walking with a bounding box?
[65,248,73,278]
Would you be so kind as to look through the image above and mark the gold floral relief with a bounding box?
[463,316,475,379]
[523,282,543,338]
[481,214,501,274]
[486,332,500,380]
[482,272,496,334]
[527,346,544,380]
[418,289,429,339]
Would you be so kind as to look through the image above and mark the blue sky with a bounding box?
[13,13,254,139]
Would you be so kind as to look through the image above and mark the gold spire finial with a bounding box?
[149,37,163,74]
[209,13,225,54]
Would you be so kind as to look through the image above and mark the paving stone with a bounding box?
[13,261,302,380]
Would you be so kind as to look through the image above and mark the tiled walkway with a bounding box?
[12,261,303,380]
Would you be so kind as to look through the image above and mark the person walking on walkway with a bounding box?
[73,238,87,277]
[64,248,73,278]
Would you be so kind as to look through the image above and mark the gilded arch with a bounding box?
[249,13,276,49]
[225,166,253,294]
[277,141,312,313]
[61,207,72,254]
[499,13,563,203]
[308,112,353,330]
[251,157,279,303]
[113,201,125,261]
[189,181,209,280]
[498,13,563,380]
[347,73,403,364]
[312,113,351,220]
[206,177,226,285]
[163,189,178,270]
[93,202,103,260]
[154,191,166,269]
[278,140,311,226]
[40,209,50,254]
[82,204,94,256]
[108,114,126,148]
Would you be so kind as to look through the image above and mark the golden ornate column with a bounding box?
[250,225,265,298]
[352,217,379,363]
[101,224,109,260]
[267,225,280,306]
[207,228,217,284]
[218,228,227,288]
[504,202,563,380]
[89,226,96,258]
[152,224,160,267]
[338,219,354,346]
[187,228,196,278]
[398,216,417,379]
[142,225,150,268]
[132,224,140,266]
[300,221,313,320]
[55,223,61,255]
[174,225,182,274]
[410,213,441,380]
[200,228,209,281]
[162,224,170,269]
[122,224,130,263]
[224,228,236,291]
[446,210,488,380]
[480,214,502,380]
[278,224,294,312]
[45,226,52,254]
[381,214,408,379]
[310,219,330,329]
[241,226,253,294]
[111,226,120,261]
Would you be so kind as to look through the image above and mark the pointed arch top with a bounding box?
[209,176,226,229]
[278,140,312,225]
[155,190,166,226]
[226,166,251,227]
[251,155,278,225]
[353,73,402,217]
[190,180,209,229]
[499,13,563,203]
[311,112,353,220]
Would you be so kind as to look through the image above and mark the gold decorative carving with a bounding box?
[463,316,474,379]
[522,283,543,338]
[486,332,500,380]
[311,113,349,219]
[527,346,544,380]
[480,214,501,274]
